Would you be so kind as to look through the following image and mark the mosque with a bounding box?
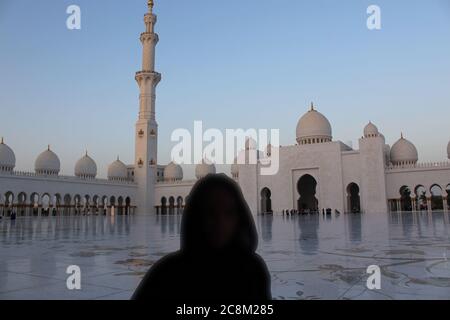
[1,1,450,217]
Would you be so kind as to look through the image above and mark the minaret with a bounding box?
[135,0,161,214]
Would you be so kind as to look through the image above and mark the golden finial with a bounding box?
[148,0,154,11]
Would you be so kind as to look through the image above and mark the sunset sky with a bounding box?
[1,0,450,178]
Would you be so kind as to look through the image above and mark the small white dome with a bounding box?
[364,122,379,138]
[296,104,332,144]
[108,158,127,180]
[0,138,16,172]
[75,152,97,178]
[164,161,183,181]
[447,140,450,160]
[35,146,60,175]
[195,159,216,179]
[390,134,418,165]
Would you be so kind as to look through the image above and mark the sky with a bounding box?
[0,0,450,178]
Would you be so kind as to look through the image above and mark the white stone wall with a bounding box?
[254,142,350,214]
[358,136,389,213]
[154,180,196,206]
[385,166,450,198]
[0,173,137,205]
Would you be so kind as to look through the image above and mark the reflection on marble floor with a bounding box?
[0,212,449,300]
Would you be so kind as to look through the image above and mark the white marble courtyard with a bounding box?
[0,213,449,300]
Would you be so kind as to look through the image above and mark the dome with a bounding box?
[75,152,97,178]
[107,158,127,180]
[364,122,379,138]
[164,161,183,181]
[0,138,16,172]
[447,140,450,160]
[195,159,216,179]
[390,134,418,165]
[35,146,60,175]
[296,104,332,144]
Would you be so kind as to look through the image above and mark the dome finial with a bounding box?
[85,149,88,157]
[1,137,3,144]
[148,0,154,12]
[310,102,315,111]
[48,144,51,151]
[401,132,404,139]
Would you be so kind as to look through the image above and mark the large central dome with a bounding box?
[296,104,332,145]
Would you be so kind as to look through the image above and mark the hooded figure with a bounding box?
[132,174,271,301]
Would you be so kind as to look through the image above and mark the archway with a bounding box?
[430,185,443,211]
[74,195,81,215]
[260,188,272,214]
[125,197,131,215]
[176,196,183,214]
[415,185,427,211]
[161,197,167,215]
[83,195,91,214]
[54,194,61,216]
[118,196,124,215]
[30,193,40,216]
[4,192,14,216]
[169,196,175,215]
[347,183,361,213]
[101,196,108,215]
[92,195,99,215]
[63,194,71,215]
[400,186,412,211]
[18,192,27,216]
[41,193,51,216]
[297,175,318,212]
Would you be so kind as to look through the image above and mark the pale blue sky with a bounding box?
[1,0,450,178]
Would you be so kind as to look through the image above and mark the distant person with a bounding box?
[132,174,271,301]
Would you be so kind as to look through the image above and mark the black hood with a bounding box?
[180,174,258,254]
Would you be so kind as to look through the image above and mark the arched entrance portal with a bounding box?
[260,188,272,214]
[297,175,318,212]
[347,183,361,213]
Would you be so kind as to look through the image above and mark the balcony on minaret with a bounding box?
[140,32,159,45]
[135,71,161,85]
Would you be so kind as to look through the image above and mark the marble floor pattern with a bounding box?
[0,212,449,300]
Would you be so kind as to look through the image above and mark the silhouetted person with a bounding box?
[133,174,271,301]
